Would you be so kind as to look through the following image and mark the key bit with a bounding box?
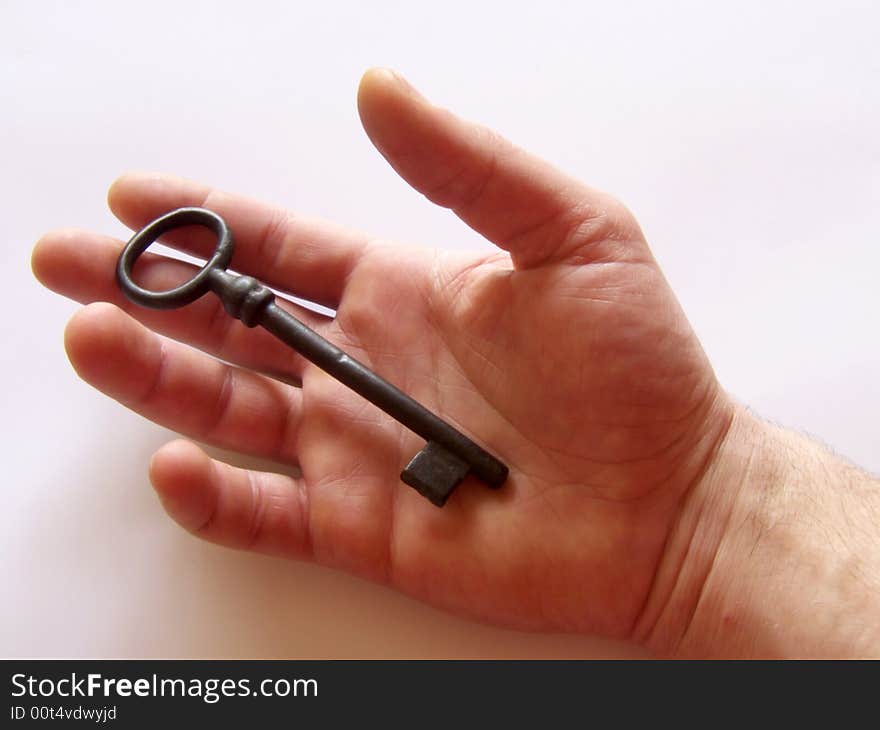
[116,207,509,506]
[402,441,471,507]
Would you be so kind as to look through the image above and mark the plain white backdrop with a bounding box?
[2,0,877,657]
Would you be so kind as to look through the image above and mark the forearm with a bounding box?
[640,404,880,658]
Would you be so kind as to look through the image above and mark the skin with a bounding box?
[31,69,880,657]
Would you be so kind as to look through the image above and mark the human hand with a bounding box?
[31,69,779,654]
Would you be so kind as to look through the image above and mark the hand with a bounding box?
[32,69,739,652]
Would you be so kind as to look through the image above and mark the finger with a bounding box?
[150,439,311,559]
[33,228,324,384]
[357,68,646,269]
[65,302,301,464]
[108,172,371,309]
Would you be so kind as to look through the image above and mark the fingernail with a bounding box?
[387,68,425,100]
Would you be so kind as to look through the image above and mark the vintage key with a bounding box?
[116,207,508,506]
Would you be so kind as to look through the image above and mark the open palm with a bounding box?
[33,70,733,648]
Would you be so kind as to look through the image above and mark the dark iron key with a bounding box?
[116,207,508,506]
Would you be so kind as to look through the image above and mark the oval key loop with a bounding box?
[116,208,509,506]
[116,207,234,309]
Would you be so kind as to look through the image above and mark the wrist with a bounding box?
[636,403,880,657]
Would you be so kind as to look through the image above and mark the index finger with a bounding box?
[108,172,371,310]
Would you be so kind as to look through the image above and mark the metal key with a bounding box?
[116,207,508,506]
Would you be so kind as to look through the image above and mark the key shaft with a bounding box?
[209,269,508,489]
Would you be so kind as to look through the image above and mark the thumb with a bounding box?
[356,68,645,269]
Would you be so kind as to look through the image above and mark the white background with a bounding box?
[2,0,877,658]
